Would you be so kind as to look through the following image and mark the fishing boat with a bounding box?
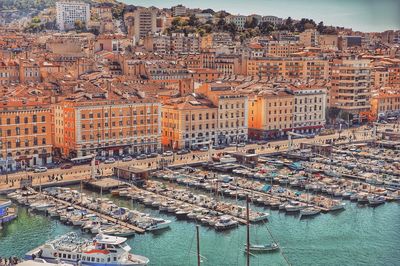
[25,232,149,265]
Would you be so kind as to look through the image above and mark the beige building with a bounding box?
[292,86,327,134]
[197,83,248,145]
[130,8,157,43]
[330,58,372,114]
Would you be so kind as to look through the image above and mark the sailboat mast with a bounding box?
[196,225,201,266]
[246,195,250,266]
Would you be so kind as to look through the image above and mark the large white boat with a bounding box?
[25,232,149,266]
[214,216,238,230]
[145,218,171,231]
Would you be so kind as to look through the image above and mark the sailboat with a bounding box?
[244,196,280,254]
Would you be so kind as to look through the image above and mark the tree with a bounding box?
[259,21,274,35]
[244,17,258,29]
[317,21,325,33]
[188,14,199,27]
[74,20,85,32]
[202,8,215,14]
[294,18,316,32]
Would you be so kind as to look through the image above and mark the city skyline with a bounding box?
[123,0,400,32]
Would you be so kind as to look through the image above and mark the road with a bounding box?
[0,125,385,191]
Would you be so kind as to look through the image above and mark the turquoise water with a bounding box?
[1,191,399,266]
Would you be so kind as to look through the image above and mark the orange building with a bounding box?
[248,90,294,140]
[246,57,330,81]
[54,99,161,159]
[0,102,53,171]
[161,95,218,150]
[371,90,400,118]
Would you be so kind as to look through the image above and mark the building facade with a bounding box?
[56,1,90,31]
[0,103,53,172]
[330,58,372,114]
[54,100,161,159]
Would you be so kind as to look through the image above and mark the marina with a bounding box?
[0,140,399,265]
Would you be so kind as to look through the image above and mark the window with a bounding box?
[42,127,46,133]
[15,116,20,124]
[33,115,37,122]
[41,116,45,122]
[6,118,10,125]
[24,117,28,123]
[33,126,38,133]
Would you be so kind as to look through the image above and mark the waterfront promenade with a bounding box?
[0,126,380,193]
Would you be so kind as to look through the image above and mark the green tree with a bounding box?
[259,21,274,35]
[74,20,85,31]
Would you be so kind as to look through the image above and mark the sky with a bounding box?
[121,0,400,32]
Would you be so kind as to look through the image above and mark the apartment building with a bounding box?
[248,90,294,139]
[0,60,19,85]
[260,16,283,25]
[197,84,249,145]
[246,57,330,81]
[54,99,161,159]
[131,8,157,43]
[264,41,303,57]
[299,29,319,47]
[371,90,400,118]
[171,5,187,17]
[330,58,372,114]
[56,1,90,31]
[201,33,233,49]
[291,86,327,134]
[0,102,53,172]
[225,15,247,30]
[161,95,218,150]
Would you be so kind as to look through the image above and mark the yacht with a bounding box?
[300,207,321,217]
[25,232,149,266]
[368,195,386,206]
[146,218,171,231]
[214,216,238,230]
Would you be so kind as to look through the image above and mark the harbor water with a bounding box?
[0,189,399,266]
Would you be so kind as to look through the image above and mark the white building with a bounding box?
[225,15,247,30]
[56,1,90,31]
[292,87,327,134]
[171,5,187,17]
[260,16,283,25]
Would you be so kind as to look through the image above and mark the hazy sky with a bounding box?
[122,0,400,32]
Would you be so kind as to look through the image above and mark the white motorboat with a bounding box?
[244,242,279,252]
[146,218,171,231]
[368,195,386,206]
[215,216,238,230]
[300,207,321,216]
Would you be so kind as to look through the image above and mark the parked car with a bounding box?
[163,151,174,156]
[104,158,116,164]
[213,145,224,150]
[147,153,158,158]
[229,142,237,147]
[34,167,48,173]
[257,140,268,145]
[136,154,147,160]
[122,156,133,162]
[237,143,246,147]
[177,149,190,155]
[60,163,73,169]
[199,147,209,152]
